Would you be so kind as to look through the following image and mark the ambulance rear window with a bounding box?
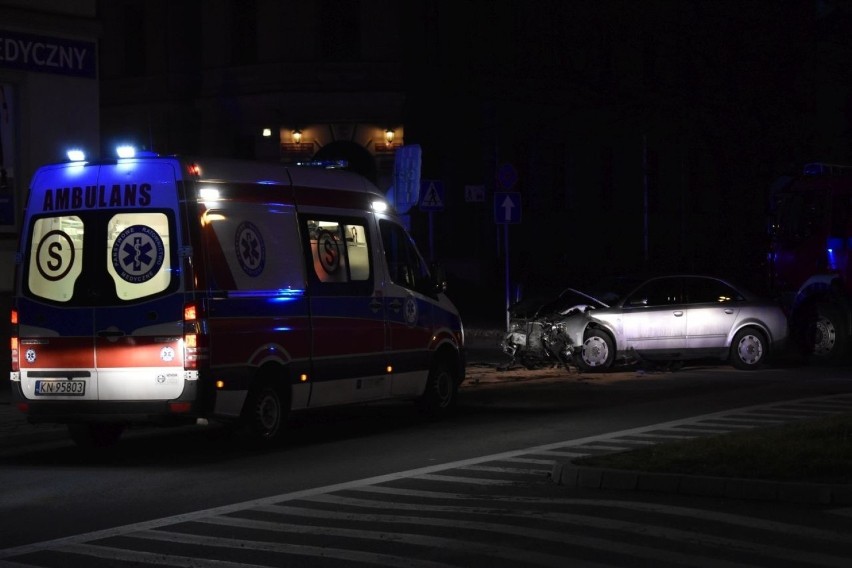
[26,215,84,303]
[24,210,179,305]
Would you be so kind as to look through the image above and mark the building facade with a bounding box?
[9,1,848,325]
[0,0,100,294]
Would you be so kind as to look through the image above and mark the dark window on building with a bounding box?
[321,0,360,61]
[167,1,202,75]
[641,31,657,86]
[600,146,613,212]
[124,2,147,76]
[551,142,567,210]
[231,0,258,65]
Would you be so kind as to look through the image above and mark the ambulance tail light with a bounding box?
[183,302,208,370]
[10,309,19,372]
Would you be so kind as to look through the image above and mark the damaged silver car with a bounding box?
[501,275,789,372]
[500,287,608,371]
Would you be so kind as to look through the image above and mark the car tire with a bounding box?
[243,382,286,445]
[416,359,458,417]
[729,327,767,370]
[67,422,125,449]
[577,328,615,372]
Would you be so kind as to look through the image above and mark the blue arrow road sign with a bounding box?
[494,192,521,223]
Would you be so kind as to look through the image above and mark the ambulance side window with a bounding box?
[303,216,372,292]
[379,220,430,293]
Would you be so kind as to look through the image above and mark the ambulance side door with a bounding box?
[377,218,435,397]
[300,214,389,406]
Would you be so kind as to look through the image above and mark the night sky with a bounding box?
[392,1,852,312]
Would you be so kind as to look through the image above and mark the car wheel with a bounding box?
[243,383,286,445]
[68,423,125,449]
[416,359,458,417]
[730,327,767,370]
[811,302,850,365]
[577,329,615,371]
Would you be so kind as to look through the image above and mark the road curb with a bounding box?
[551,462,852,506]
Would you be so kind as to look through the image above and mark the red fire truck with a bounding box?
[768,162,852,364]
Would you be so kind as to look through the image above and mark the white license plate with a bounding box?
[34,380,86,396]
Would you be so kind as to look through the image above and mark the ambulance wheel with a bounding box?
[243,383,286,445]
[811,301,850,365]
[68,423,125,449]
[416,359,458,417]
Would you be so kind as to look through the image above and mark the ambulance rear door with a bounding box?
[18,160,187,403]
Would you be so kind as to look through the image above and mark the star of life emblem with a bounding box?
[404,296,418,326]
[160,346,175,362]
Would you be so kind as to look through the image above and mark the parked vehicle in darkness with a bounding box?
[502,275,789,372]
[768,162,852,364]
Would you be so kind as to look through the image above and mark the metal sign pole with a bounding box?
[504,223,510,331]
[429,211,435,262]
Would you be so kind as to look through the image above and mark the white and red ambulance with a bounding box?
[9,149,466,448]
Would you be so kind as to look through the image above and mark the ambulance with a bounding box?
[9,148,466,448]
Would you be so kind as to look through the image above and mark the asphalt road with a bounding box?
[2,354,852,566]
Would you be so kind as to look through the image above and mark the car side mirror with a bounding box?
[429,262,448,294]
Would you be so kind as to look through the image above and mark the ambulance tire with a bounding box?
[68,422,125,450]
[416,359,458,418]
[243,382,287,445]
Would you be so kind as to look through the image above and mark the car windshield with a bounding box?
[537,288,609,317]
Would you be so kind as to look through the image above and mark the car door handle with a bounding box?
[724,309,734,314]
[672,311,684,317]
[389,299,402,311]
[369,298,383,312]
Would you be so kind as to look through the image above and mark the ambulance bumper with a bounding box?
[10,381,200,426]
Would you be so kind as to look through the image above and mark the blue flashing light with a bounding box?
[268,289,304,303]
[226,289,305,300]
[803,162,852,176]
[116,145,136,159]
[66,149,86,162]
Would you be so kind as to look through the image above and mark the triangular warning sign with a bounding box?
[421,182,443,208]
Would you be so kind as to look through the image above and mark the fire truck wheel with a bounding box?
[67,423,125,449]
[730,327,767,370]
[812,302,849,364]
[244,383,285,444]
[416,359,458,417]
[577,328,615,372]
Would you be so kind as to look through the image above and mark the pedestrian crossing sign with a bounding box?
[419,180,445,211]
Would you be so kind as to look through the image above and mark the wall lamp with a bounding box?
[385,128,395,145]
[261,128,272,137]
[293,130,302,144]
